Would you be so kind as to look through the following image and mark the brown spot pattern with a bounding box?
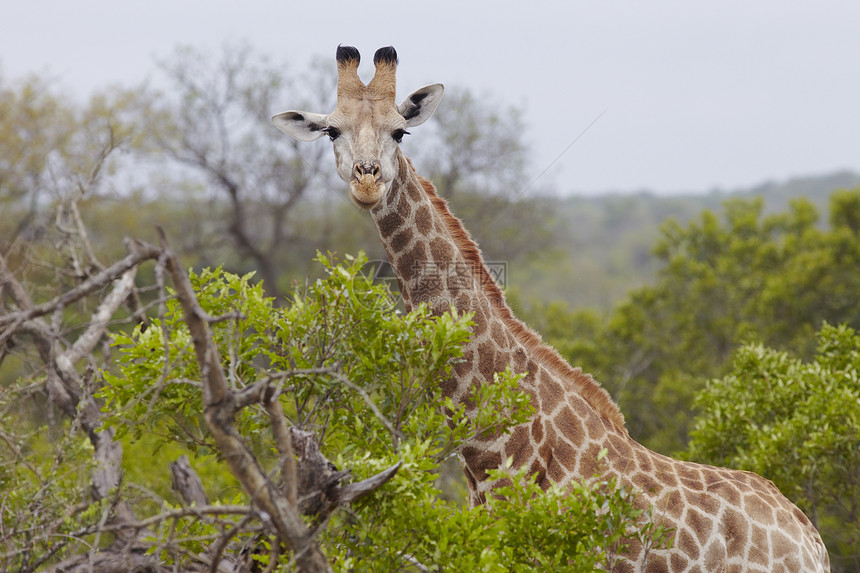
[554,406,585,445]
[723,507,748,556]
[553,439,576,471]
[439,375,457,399]
[748,525,769,566]
[512,347,527,369]
[703,542,725,571]
[396,189,412,217]
[632,471,659,494]
[689,491,719,515]
[453,350,473,378]
[391,228,413,251]
[472,308,488,335]
[547,456,566,482]
[539,377,565,413]
[677,529,700,560]
[745,494,775,525]
[406,178,422,202]
[578,443,601,478]
[414,205,432,235]
[399,242,426,283]
[461,447,502,481]
[505,426,532,467]
[771,530,793,558]
[531,418,544,443]
[429,237,453,262]
[377,211,403,238]
[477,341,496,382]
[688,508,713,545]
[663,490,685,520]
[670,553,688,571]
[493,350,508,374]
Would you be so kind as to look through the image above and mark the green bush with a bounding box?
[97,253,666,570]
[688,323,860,570]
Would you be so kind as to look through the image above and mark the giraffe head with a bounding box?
[273,46,444,208]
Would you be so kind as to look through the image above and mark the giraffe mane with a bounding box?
[407,159,628,432]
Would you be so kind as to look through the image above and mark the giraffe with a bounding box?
[273,45,830,572]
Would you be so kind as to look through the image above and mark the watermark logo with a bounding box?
[485,262,508,290]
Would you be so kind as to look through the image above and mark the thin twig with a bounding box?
[234,366,339,409]
[330,371,400,449]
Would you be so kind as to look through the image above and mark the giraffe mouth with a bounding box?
[349,175,386,209]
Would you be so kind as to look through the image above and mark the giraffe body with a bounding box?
[273,45,830,572]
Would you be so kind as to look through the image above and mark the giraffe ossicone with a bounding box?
[273,45,830,572]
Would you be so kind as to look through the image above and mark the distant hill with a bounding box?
[511,170,860,310]
[722,170,860,216]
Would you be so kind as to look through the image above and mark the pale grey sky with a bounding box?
[2,0,859,194]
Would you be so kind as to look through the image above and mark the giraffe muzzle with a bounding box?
[349,161,385,208]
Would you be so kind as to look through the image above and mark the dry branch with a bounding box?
[0,239,163,569]
[0,241,162,328]
[158,229,333,573]
[170,455,211,507]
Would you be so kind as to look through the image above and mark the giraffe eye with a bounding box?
[323,126,341,141]
[392,129,410,143]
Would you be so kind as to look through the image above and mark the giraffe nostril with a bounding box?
[354,161,382,180]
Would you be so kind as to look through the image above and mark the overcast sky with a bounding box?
[2,0,859,195]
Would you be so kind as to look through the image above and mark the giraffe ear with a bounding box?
[398,84,444,127]
[271,111,329,142]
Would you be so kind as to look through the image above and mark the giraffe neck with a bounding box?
[371,154,492,313]
[370,152,627,493]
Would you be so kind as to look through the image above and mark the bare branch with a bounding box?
[63,267,137,365]
[158,229,332,573]
[0,242,162,328]
[234,366,337,409]
[289,429,400,522]
[207,512,256,573]
[170,455,210,507]
[101,504,255,533]
[35,505,258,573]
[265,395,298,507]
[335,462,402,506]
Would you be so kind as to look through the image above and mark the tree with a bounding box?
[0,72,71,223]
[0,70,159,401]
[687,323,860,572]
[146,43,340,298]
[0,71,150,257]
[0,244,162,571]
